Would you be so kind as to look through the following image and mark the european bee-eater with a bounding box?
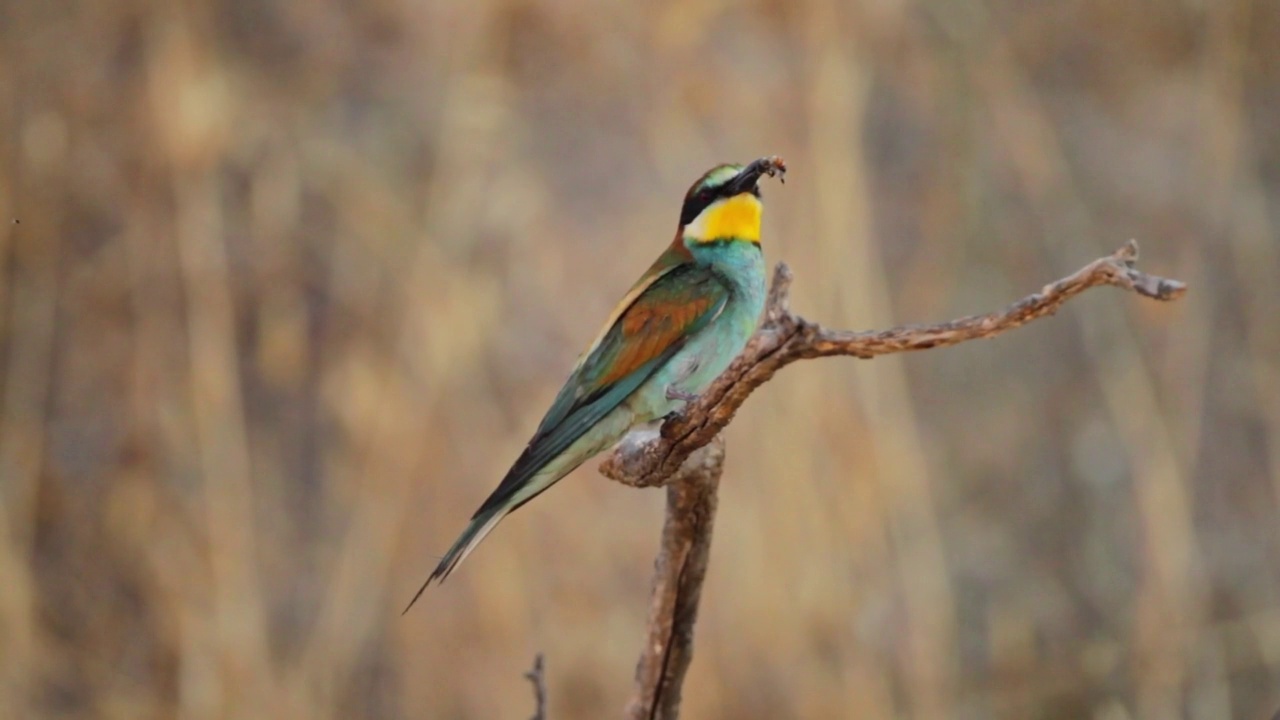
[405,156,786,612]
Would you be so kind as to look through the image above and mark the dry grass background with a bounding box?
[1,0,1278,717]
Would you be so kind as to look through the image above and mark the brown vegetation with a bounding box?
[1,0,1277,718]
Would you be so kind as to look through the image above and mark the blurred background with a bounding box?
[1,0,1278,717]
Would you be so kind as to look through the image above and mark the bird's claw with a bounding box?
[665,386,699,404]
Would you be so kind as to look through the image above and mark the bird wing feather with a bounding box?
[472,258,729,517]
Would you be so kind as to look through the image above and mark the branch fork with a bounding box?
[598,241,1185,719]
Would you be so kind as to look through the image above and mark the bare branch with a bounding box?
[601,240,1186,489]
[525,653,547,720]
[603,241,1186,720]
[621,438,725,720]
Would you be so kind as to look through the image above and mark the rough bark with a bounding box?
[599,241,1187,720]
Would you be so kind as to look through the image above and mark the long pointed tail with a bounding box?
[402,505,510,614]
[403,433,599,613]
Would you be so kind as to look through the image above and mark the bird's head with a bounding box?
[679,156,786,247]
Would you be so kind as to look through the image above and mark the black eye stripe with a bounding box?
[679,189,718,227]
[679,184,762,227]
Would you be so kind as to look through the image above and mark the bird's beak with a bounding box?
[727,155,787,195]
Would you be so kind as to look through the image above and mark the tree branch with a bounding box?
[619,437,724,720]
[601,240,1186,719]
[601,240,1185,489]
[525,653,547,720]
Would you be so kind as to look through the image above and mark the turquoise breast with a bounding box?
[628,241,766,421]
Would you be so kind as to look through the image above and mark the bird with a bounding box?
[405,156,787,612]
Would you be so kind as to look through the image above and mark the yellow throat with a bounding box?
[686,193,762,243]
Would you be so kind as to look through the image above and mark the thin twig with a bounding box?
[600,241,1186,719]
[525,653,547,720]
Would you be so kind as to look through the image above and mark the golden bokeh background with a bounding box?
[2,0,1278,717]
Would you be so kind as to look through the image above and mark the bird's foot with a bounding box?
[665,386,699,405]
